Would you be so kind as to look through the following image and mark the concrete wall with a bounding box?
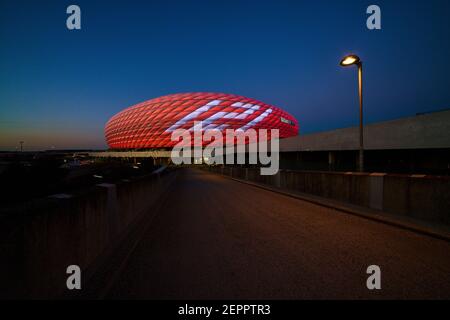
[0,169,177,299]
[383,174,450,224]
[281,109,450,152]
[208,167,450,226]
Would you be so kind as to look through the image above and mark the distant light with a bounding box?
[132,166,139,169]
[93,175,103,179]
[49,193,72,199]
[340,54,361,67]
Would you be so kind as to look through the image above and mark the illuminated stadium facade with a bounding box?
[105,92,299,149]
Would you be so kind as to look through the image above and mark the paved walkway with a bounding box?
[107,169,450,299]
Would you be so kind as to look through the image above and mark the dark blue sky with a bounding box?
[1,0,449,150]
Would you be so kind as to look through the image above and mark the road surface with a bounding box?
[106,168,450,299]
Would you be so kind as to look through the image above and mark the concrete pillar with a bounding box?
[274,171,281,188]
[328,151,336,171]
[369,173,386,210]
[279,170,285,188]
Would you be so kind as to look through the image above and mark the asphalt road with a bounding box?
[107,168,450,299]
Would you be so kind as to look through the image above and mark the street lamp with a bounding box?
[340,54,364,172]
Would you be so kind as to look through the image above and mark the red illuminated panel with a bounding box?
[105,92,299,149]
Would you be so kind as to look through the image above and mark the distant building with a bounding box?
[105,92,298,149]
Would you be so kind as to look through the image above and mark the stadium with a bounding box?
[105,92,299,149]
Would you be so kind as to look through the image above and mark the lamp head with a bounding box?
[340,54,361,67]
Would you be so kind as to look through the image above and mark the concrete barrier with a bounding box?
[383,174,450,224]
[206,166,450,226]
[0,169,177,299]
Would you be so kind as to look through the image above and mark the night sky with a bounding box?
[1,0,449,150]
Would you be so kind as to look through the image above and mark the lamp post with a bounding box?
[340,54,364,172]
